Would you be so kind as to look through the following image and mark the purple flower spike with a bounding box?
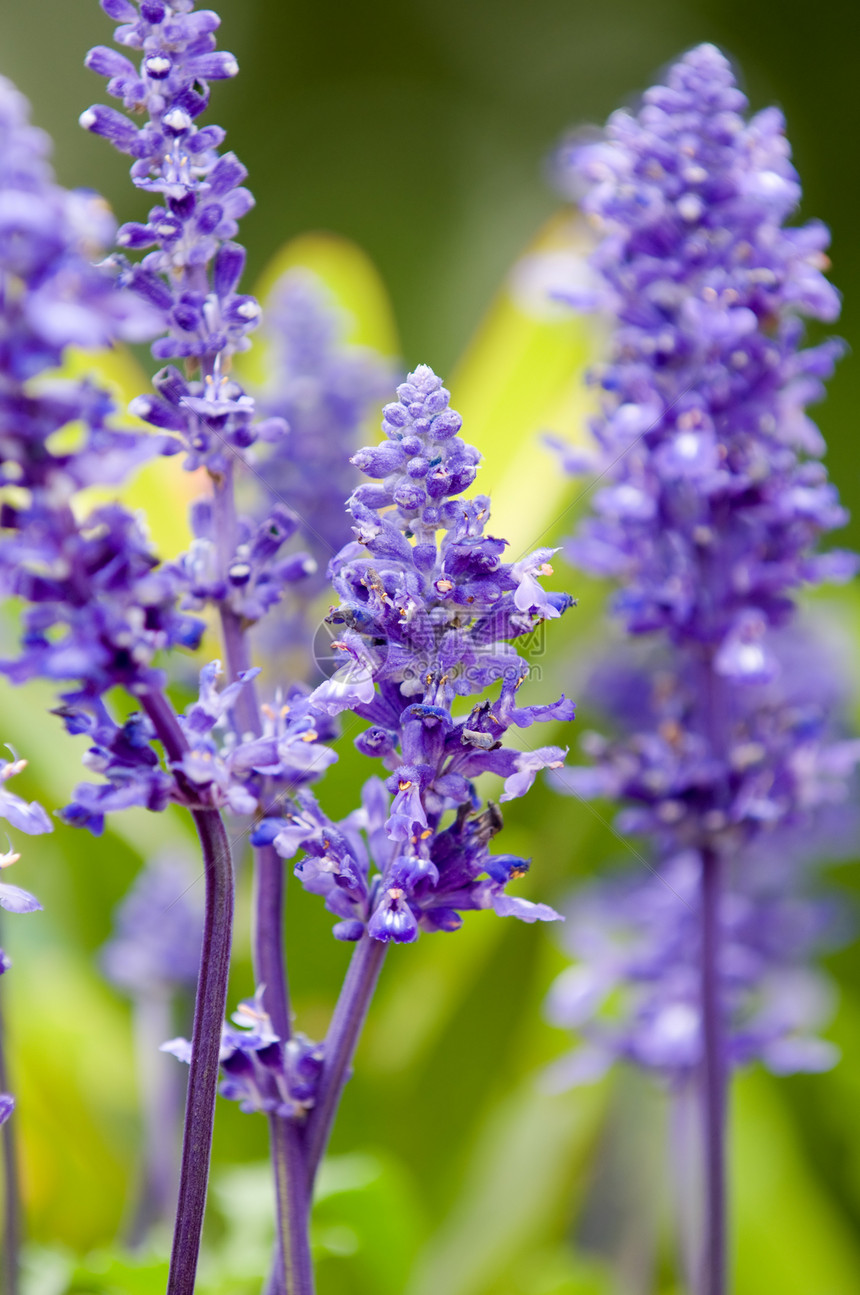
[253,269,394,650]
[551,43,858,879]
[84,0,269,475]
[0,1094,14,1126]
[0,77,205,760]
[255,364,576,943]
[553,44,855,654]
[548,45,858,1291]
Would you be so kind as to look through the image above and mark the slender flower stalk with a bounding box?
[303,935,387,1186]
[547,44,857,1293]
[170,810,233,1293]
[81,5,321,1284]
[700,847,725,1295]
[241,364,578,1226]
[139,691,235,1295]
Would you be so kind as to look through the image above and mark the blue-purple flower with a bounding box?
[0,68,204,769]
[163,986,324,1118]
[102,855,204,993]
[83,0,282,474]
[546,45,859,1112]
[83,1,320,643]
[62,660,339,832]
[553,43,855,657]
[253,364,575,942]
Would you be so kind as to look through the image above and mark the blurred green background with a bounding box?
[1,1,860,1292]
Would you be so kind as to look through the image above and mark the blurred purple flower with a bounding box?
[255,268,394,603]
[163,986,325,1118]
[544,49,859,1247]
[545,809,850,1088]
[102,855,204,994]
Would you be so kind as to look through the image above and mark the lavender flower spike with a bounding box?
[82,5,282,1279]
[83,0,283,477]
[256,363,575,949]
[550,44,857,1295]
[249,364,576,1188]
[556,43,854,644]
[83,8,318,1287]
[256,269,394,613]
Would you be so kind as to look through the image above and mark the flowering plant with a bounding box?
[0,4,574,1292]
[0,10,857,1295]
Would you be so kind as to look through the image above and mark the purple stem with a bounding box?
[271,1115,316,1295]
[254,842,291,1039]
[211,476,312,1293]
[0,968,20,1295]
[142,689,234,1295]
[303,935,387,1189]
[700,846,726,1295]
[256,836,314,1295]
[211,474,292,1042]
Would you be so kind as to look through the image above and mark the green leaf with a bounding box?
[65,1250,169,1294]
[405,1079,607,1295]
[732,1069,860,1293]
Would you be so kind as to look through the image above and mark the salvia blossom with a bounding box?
[546,833,843,1088]
[255,268,394,601]
[546,627,857,1086]
[559,626,860,861]
[59,660,337,833]
[553,42,855,661]
[549,38,858,914]
[82,0,315,636]
[0,71,199,730]
[548,43,857,1291]
[102,855,203,993]
[82,0,258,379]
[164,986,325,1119]
[253,364,576,943]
